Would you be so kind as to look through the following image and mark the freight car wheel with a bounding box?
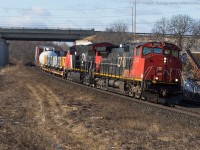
[152,95,159,104]
[125,83,135,98]
[129,92,135,97]
[67,72,72,81]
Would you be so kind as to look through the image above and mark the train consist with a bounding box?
[35,42,182,105]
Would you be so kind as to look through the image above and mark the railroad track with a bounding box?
[32,67,200,119]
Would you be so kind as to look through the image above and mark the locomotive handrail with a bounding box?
[143,66,154,80]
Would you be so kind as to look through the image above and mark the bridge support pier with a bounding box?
[0,38,9,66]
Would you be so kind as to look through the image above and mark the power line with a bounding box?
[0,8,199,19]
[0,21,156,27]
[0,2,198,11]
[0,15,132,19]
[0,6,131,11]
[0,8,199,20]
[138,9,200,16]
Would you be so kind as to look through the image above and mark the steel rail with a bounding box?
[32,67,200,119]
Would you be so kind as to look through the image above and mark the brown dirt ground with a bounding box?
[0,65,200,150]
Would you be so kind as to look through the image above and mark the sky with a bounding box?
[0,0,200,33]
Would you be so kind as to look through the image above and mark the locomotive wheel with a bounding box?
[67,73,72,81]
[147,94,158,103]
[101,82,106,90]
[62,72,67,79]
[128,91,135,97]
[83,77,88,85]
[135,92,141,99]
[152,95,159,104]
[126,83,135,97]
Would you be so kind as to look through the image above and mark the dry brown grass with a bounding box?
[0,65,200,150]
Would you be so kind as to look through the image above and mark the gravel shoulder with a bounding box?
[0,65,200,150]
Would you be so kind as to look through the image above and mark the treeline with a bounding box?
[9,41,69,65]
[152,14,200,51]
[91,14,200,52]
[89,15,200,78]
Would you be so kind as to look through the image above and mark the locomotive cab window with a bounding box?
[172,50,179,58]
[143,47,152,55]
[164,49,171,55]
[135,47,141,56]
[154,48,162,54]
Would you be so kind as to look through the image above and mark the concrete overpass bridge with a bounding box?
[0,27,95,66]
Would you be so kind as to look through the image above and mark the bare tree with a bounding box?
[152,14,196,50]
[91,20,129,45]
[167,14,195,50]
[58,42,69,52]
[105,20,129,32]
[9,41,39,64]
[187,21,200,51]
[9,41,69,65]
[168,15,194,35]
[152,17,168,42]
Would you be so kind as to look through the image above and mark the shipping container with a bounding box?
[61,57,66,69]
[52,56,58,68]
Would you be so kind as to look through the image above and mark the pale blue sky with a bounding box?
[0,0,200,32]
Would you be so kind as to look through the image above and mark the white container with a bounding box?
[52,56,58,67]
[57,57,62,68]
[39,51,57,66]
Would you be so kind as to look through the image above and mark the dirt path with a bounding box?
[0,65,200,150]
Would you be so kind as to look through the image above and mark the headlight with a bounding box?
[164,57,167,63]
[175,79,178,82]
[155,77,159,80]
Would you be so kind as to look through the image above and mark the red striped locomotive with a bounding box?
[36,42,182,105]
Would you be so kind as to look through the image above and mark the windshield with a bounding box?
[143,47,151,55]
[154,48,162,54]
[164,49,171,55]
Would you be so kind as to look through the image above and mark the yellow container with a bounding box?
[44,55,47,65]
[61,57,66,68]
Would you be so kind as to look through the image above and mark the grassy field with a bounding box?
[0,65,200,150]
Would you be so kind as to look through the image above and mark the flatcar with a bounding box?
[37,42,182,105]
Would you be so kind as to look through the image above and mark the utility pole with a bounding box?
[134,0,136,34]
[132,0,136,34]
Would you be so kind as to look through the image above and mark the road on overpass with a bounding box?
[0,28,95,42]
